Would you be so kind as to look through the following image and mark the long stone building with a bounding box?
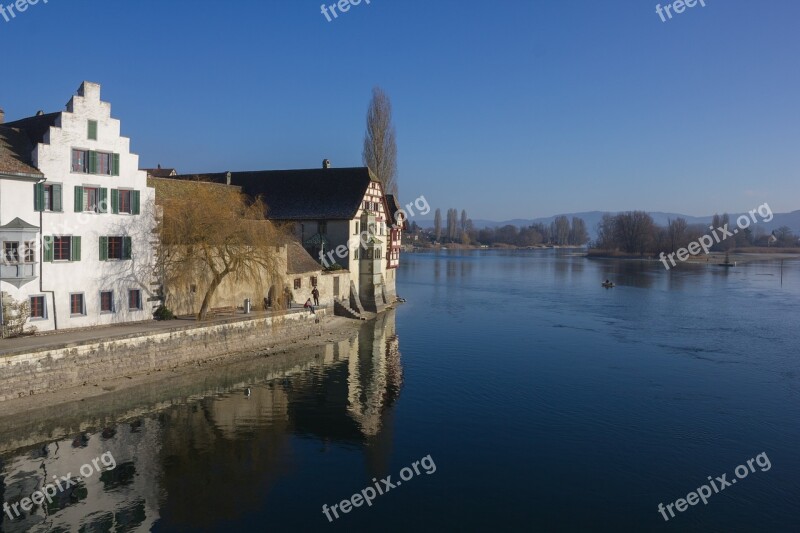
[169,162,403,312]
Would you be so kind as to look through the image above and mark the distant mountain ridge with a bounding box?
[415,210,800,240]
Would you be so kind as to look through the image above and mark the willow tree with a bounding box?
[154,179,285,320]
[362,86,398,196]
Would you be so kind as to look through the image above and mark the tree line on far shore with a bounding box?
[593,211,798,255]
[410,211,590,247]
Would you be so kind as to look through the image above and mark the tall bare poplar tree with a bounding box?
[362,86,398,196]
[447,208,458,242]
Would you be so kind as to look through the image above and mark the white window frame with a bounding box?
[82,185,101,213]
[3,241,20,264]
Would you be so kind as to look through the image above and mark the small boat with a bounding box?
[602,281,615,288]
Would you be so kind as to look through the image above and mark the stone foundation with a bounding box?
[0,309,326,402]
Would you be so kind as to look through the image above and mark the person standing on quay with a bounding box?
[312,286,320,306]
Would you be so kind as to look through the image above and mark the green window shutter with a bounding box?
[74,186,84,212]
[88,120,98,140]
[71,236,81,262]
[99,236,108,261]
[98,188,108,213]
[52,184,62,212]
[112,154,120,176]
[132,190,141,215]
[88,151,98,174]
[43,236,53,262]
[34,183,44,211]
[123,236,132,260]
[111,189,119,214]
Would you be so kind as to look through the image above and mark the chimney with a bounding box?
[0,108,4,124]
[157,164,162,169]
[36,110,44,116]
[322,159,331,169]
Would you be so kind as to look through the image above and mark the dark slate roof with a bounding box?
[170,167,375,220]
[385,194,408,230]
[0,217,39,230]
[3,112,60,146]
[287,241,322,274]
[303,233,330,248]
[143,168,177,178]
[0,126,43,178]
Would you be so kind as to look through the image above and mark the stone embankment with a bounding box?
[0,309,331,403]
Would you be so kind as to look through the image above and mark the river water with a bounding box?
[1,250,798,532]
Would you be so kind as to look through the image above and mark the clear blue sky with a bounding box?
[2,0,798,220]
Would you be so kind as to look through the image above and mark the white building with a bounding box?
[0,82,156,332]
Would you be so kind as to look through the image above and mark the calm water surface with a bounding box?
[1,250,799,532]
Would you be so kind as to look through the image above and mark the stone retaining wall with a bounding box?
[0,309,326,402]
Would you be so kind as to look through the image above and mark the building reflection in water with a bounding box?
[0,309,402,531]
[0,419,162,532]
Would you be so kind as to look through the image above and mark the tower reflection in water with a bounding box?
[0,309,402,531]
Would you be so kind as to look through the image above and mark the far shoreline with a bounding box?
[405,245,800,265]
[407,244,587,251]
[586,248,800,265]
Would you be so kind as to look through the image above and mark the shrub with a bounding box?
[153,305,175,321]
[1,294,36,338]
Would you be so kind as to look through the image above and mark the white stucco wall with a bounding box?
[0,82,156,332]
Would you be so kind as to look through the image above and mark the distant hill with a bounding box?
[415,210,800,240]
